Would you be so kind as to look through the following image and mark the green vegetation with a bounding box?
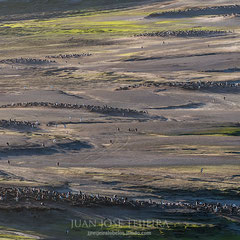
[0,235,35,240]
[0,226,41,240]
[1,14,227,37]
[181,127,240,136]
[70,220,240,240]
[0,16,155,37]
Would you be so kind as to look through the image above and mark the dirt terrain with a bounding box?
[0,0,239,239]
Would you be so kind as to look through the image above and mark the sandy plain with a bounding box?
[0,0,239,239]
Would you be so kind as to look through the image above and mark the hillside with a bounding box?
[0,0,161,19]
